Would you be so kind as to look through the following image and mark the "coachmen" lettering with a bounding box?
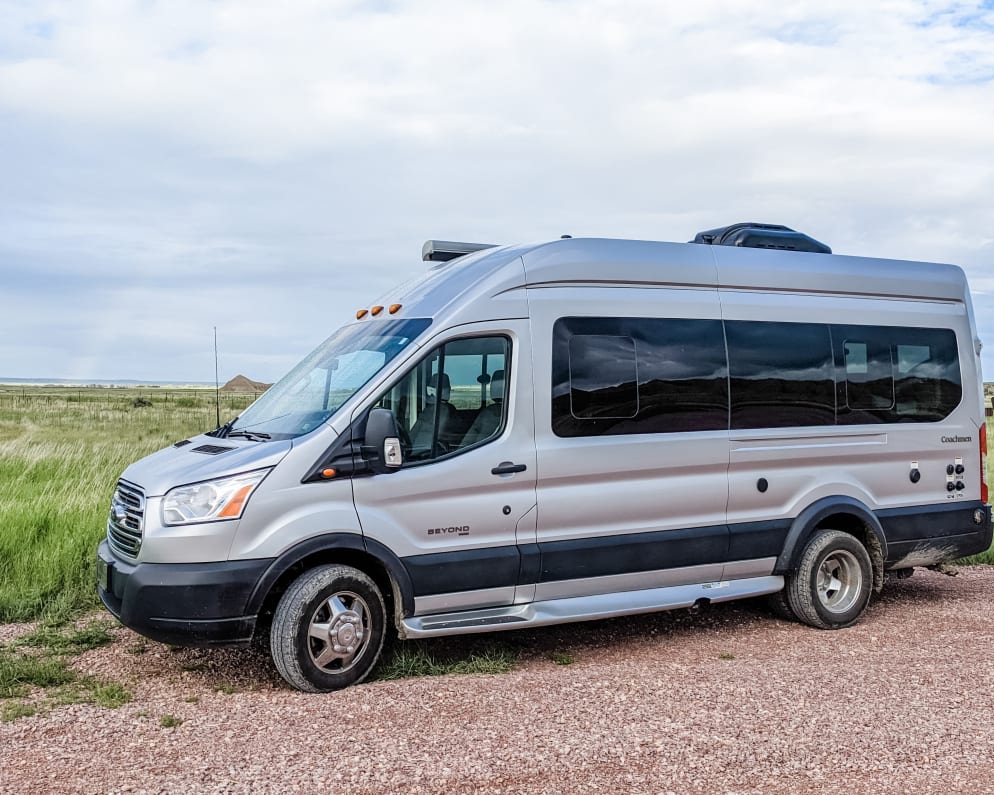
[941,435,973,443]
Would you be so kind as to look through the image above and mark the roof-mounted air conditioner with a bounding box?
[691,223,831,254]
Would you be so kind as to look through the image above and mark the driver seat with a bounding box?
[409,373,455,453]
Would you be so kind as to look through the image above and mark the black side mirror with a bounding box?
[360,408,403,474]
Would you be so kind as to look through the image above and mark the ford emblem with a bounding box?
[111,499,128,525]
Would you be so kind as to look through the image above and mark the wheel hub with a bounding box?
[307,591,370,672]
[330,613,362,653]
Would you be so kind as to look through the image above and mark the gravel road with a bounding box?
[3,566,994,794]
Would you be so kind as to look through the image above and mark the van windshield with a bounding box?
[222,318,432,440]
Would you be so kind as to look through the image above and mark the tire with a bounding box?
[786,530,872,630]
[766,589,796,621]
[270,564,386,692]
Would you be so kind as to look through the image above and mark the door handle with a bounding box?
[491,461,527,475]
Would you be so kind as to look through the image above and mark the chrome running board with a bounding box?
[401,575,784,638]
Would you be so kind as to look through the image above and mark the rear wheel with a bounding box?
[270,564,386,692]
[786,530,872,630]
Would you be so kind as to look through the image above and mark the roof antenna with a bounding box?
[214,326,221,429]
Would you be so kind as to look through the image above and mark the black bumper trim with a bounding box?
[878,501,992,565]
[98,540,271,648]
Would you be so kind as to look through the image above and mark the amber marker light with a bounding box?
[356,309,368,319]
[217,484,255,518]
[321,468,337,479]
[388,303,402,314]
[371,305,384,316]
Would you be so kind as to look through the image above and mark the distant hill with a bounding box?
[221,375,272,393]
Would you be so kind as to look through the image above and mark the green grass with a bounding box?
[0,620,132,721]
[159,714,183,728]
[0,651,76,698]
[1,701,37,722]
[375,640,518,680]
[0,387,257,622]
[15,621,115,653]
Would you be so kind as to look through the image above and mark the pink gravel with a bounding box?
[3,566,994,794]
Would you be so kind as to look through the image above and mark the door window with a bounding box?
[374,336,510,463]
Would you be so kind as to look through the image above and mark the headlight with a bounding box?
[161,469,270,526]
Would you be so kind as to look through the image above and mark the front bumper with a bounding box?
[97,540,272,647]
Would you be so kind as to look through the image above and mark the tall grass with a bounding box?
[0,388,256,622]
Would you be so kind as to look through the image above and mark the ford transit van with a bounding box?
[97,224,992,691]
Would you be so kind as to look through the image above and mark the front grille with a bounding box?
[107,480,145,558]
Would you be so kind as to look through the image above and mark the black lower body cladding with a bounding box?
[97,540,270,647]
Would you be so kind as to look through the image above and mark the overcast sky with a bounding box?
[2,0,993,383]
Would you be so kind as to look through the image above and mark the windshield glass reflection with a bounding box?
[224,318,432,440]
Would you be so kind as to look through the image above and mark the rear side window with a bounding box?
[842,336,895,410]
[568,335,639,419]
[726,321,835,429]
[552,317,962,437]
[553,317,728,437]
[833,325,961,423]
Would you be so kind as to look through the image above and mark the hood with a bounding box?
[119,433,300,496]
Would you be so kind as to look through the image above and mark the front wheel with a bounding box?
[270,564,387,692]
[786,530,872,630]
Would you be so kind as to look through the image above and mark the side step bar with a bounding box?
[401,575,784,638]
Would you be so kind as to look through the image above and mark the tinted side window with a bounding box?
[568,335,639,419]
[833,325,961,423]
[726,321,835,429]
[843,335,895,410]
[553,317,728,437]
[893,330,961,421]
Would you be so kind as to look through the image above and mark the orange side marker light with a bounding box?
[218,485,255,518]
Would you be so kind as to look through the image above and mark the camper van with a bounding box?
[97,224,992,692]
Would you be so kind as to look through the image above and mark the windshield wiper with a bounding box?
[227,430,272,441]
[208,417,239,438]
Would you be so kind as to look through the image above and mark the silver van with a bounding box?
[97,223,993,691]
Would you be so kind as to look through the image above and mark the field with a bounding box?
[0,385,992,623]
[0,387,258,623]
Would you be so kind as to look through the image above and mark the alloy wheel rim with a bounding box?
[816,549,863,614]
[306,590,370,673]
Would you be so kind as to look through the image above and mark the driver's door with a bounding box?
[351,321,537,615]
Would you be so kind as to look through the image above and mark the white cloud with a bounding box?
[0,0,993,379]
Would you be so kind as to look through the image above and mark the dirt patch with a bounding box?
[3,567,994,793]
[0,622,36,645]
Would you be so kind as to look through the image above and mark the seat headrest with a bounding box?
[489,369,505,402]
[428,372,451,401]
